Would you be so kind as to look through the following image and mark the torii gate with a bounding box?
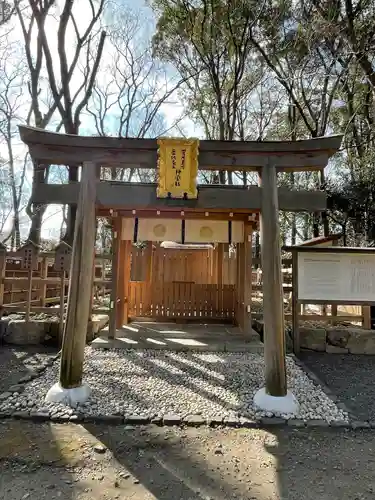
[18,125,342,411]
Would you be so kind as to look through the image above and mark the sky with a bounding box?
[1,0,201,241]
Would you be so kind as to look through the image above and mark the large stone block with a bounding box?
[347,329,375,355]
[299,327,326,352]
[6,319,47,345]
[327,328,350,348]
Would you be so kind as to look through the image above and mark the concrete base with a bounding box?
[253,387,299,415]
[45,382,91,407]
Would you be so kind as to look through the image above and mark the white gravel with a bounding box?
[0,347,349,422]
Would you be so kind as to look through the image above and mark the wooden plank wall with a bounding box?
[128,282,236,320]
[130,245,237,285]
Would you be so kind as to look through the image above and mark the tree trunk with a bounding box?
[27,162,48,245]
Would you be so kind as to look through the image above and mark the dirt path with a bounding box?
[0,420,374,500]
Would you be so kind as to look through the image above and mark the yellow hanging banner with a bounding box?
[156,137,199,199]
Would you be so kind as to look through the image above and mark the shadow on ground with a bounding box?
[0,344,59,393]
[85,424,375,500]
[299,351,375,421]
[0,419,76,500]
[1,419,375,499]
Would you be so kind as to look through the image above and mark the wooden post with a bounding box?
[25,268,33,323]
[59,162,96,389]
[116,238,132,327]
[236,242,245,329]
[291,250,300,354]
[39,257,48,306]
[108,216,120,339]
[217,243,223,285]
[59,271,65,342]
[259,164,287,397]
[143,241,152,315]
[331,304,338,325]
[116,238,126,328]
[243,224,253,333]
[363,306,371,329]
[122,241,132,325]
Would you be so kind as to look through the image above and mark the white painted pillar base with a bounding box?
[253,387,299,415]
[45,382,91,407]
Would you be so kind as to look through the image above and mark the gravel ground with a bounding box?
[1,420,375,499]
[300,351,375,421]
[0,347,347,423]
[0,344,58,393]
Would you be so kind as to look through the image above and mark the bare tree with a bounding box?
[0,36,27,247]
[16,0,106,244]
[86,6,186,184]
[152,0,266,184]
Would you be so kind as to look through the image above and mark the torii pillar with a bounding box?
[253,162,299,414]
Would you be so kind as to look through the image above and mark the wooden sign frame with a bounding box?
[291,247,375,353]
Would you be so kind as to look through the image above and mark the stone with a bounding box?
[30,411,50,421]
[124,415,149,425]
[6,319,46,345]
[8,384,25,393]
[12,411,30,419]
[329,420,350,428]
[69,415,80,422]
[93,444,106,454]
[287,419,306,428]
[351,421,371,429]
[299,327,326,352]
[163,414,181,425]
[18,375,32,383]
[347,329,375,355]
[183,415,205,426]
[239,417,257,428]
[326,345,348,354]
[307,419,329,427]
[96,415,123,425]
[261,417,286,426]
[207,416,224,426]
[327,328,350,348]
[0,392,11,401]
[223,416,240,427]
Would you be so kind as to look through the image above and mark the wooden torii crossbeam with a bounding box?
[18,125,342,410]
